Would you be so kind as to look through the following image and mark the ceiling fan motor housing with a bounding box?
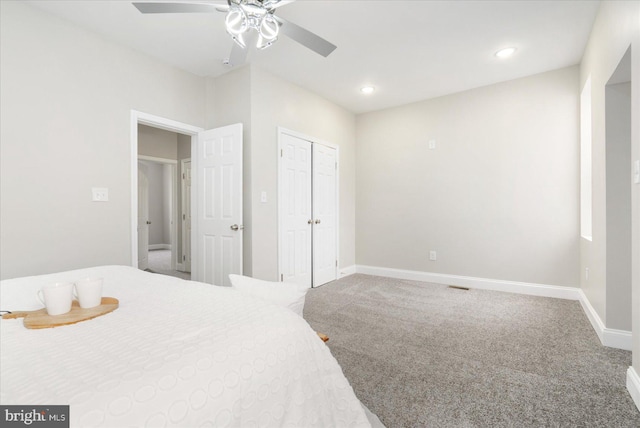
[226,0,279,49]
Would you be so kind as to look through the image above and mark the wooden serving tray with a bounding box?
[2,297,119,329]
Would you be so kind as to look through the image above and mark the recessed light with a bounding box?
[360,86,375,94]
[495,47,517,58]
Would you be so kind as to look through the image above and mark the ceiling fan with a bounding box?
[132,0,337,67]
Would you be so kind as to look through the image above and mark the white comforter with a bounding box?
[0,266,371,427]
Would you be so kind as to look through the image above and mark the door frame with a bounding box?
[277,127,340,287]
[179,158,192,273]
[139,155,178,270]
[130,110,203,276]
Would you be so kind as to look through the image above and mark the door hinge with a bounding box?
[280,149,283,157]
[183,255,186,261]
[182,173,185,179]
[280,274,283,281]
[183,214,185,220]
[335,162,337,170]
[336,260,338,267]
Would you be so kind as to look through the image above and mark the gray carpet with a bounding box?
[147,249,191,280]
[303,274,640,427]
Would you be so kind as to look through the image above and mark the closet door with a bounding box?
[279,129,338,288]
[280,134,313,287]
[312,144,337,286]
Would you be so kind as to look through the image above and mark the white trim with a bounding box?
[180,158,192,274]
[577,289,606,343]
[149,244,171,251]
[130,110,203,271]
[339,265,356,278]
[578,290,633,350]
[356,265,581,300]
[136,111,202,134]
[354,265,633,350]
[602,329,634,351]
[139,155,178,165]
[627,367,640,413]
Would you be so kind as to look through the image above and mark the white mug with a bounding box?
[74,278,103,309]
[37,283,74,316]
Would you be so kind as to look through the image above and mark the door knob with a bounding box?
[314,219,321,224]
[308,219,313,225]
[230,224,244,231]
[146,221,152,225]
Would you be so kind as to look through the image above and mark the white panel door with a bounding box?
[280,134,312,287]
[195,124,243,286]
[137,163,150,271]
[312,144,337,286]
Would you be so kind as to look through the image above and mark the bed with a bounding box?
[1,265,380,427]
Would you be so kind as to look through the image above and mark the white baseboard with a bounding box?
[176,262,185,272]
[339,265,356,279]
[627,367,640,413]
[354,265,632,351]
[149,244,171,251]
[577,290,632,351]
[356,265,581,300]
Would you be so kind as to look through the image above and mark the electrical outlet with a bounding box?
[428,139,436,150]
[92,187,109,202]
[429,250,437,261]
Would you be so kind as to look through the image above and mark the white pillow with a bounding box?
[228,274,308,317]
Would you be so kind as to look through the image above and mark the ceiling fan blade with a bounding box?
[275,16,337,57]
[132,2,224,14]
[267,0,296,10]
[227,41,249,67]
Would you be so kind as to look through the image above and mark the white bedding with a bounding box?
[0,266,372,427]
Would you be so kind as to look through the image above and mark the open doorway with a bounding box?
[131,111,202,281]
[138,125,192,280]
[131,111,244,285]
[605,46,632,332]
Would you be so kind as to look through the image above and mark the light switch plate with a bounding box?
[92,187,109,202]
[261,191,267,203]
[428,139,436,150]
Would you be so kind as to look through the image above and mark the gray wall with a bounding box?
[138,125,179,160]
[249,67,357,281]
[0,1,206,279]
[605,82,632,331]
[206,67,357,281]
[206,68,253,275]
[356,67,580,287]
[579,0,640,370]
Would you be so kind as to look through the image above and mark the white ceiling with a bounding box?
[26,0,600,114]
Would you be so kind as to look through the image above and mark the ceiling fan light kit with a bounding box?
[225,0,279,50]
[133,0,337,67]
